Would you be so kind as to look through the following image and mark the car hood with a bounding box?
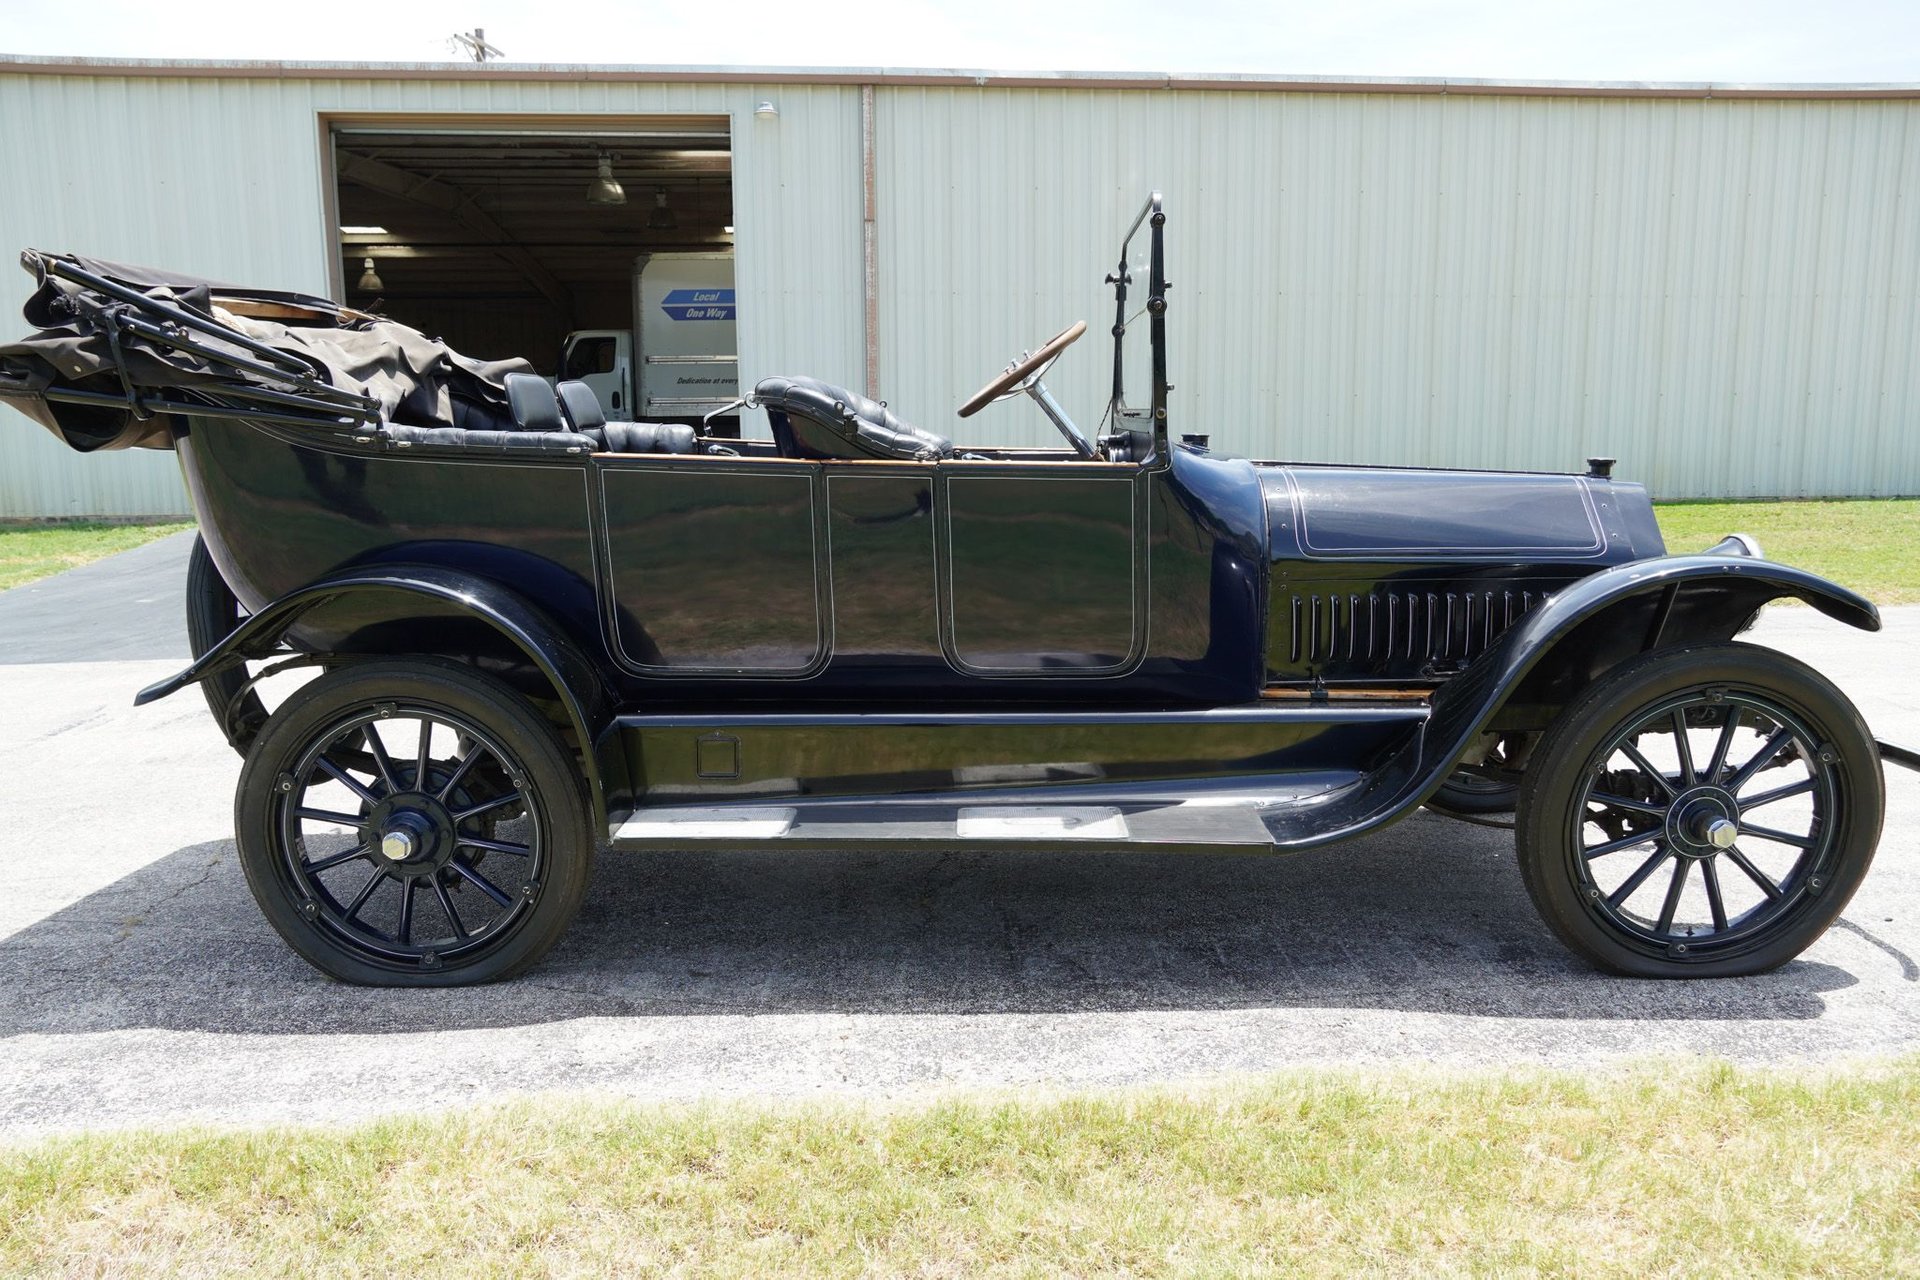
[1256,462,1664,566]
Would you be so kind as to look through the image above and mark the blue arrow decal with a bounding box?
[660,288,736,321]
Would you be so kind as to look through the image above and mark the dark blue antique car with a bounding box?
[2,195,1904,986]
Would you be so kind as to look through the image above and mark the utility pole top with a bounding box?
[448,28,505,62]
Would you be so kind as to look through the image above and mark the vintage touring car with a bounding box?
[1,195,1906,986]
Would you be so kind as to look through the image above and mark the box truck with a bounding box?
[557,252,737,430]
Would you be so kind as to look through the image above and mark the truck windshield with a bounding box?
[563,337,617,380]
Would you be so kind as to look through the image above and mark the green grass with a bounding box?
[0,520,193,592]
[3,1060,1918,1277]
[1656,499,1920,604]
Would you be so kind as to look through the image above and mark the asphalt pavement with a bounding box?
[0,531,1915,1134]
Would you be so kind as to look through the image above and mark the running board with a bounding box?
[609,782,1361,856]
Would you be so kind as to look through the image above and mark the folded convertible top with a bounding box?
[28,254,347,314]
[0,250,534,451]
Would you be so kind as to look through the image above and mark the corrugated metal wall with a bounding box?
[0,70,865,517]
[0,74,342,516]
[1,68,1915,514]
[875,87,1920,499]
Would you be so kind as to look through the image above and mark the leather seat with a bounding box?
[554,379,695,454]
[378,374,597,452]
[754,375,951,461]
[381,375,694,456]
[599,421,698,454]
[504,372,564,430]
[555,380,606,432]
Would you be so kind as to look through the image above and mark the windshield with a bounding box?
[1103,192,1167,440]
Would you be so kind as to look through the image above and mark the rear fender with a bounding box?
[137,564,616,827]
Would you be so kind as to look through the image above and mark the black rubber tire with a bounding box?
[185,534,267,753]
[1432,733,1533,815]
[235,658,594,986]
[1516,641,1883,978]
[1432,773,1520,815]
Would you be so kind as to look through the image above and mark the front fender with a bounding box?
[1265,553,1882,849]
[1432,552,1878,745]
[138,563,614,821]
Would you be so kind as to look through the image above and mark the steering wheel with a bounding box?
[957,320,1094,455]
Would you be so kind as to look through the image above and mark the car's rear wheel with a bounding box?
[1516,642,1882,977]
[235,658,593,986]
[185,534,267,753]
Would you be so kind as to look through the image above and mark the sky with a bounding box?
[2,0,1918,83]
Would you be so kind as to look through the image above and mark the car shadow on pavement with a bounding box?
[0,811,1867,1037]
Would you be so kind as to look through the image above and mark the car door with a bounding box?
[821,464,945,669]
[596,456,828,676]
[934,461,1149,676]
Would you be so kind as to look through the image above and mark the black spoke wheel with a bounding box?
[1517,642,1882,978]
[236,658,593,986]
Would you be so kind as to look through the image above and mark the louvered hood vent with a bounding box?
[1287,588,1547,672]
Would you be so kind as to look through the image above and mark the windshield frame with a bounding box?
[1105,190,1169,454]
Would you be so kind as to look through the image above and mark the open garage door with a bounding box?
[330,119,734,424]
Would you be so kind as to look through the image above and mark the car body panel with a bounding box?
[177,414,1278,705]
[611,704,1425,808]
[1258,464,1663,686]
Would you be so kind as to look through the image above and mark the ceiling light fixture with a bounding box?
[355,257,384,292]
[586,153,627,206]
[723,224,735,234]
[339,225,389,235]
[648,188,678,231]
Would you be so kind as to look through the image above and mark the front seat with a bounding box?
[754,375,951,461]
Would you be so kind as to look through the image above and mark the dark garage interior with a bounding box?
[331,122,733,373]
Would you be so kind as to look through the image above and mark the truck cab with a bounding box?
[556,251,738,430]
[558,329,632,420]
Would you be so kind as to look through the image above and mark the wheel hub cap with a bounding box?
[1666,786,1740,860]
[362,795,454,877]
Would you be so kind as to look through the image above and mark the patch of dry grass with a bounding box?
[3,1059,1917,1277]
[0,520,192,592]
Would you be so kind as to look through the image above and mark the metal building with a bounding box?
[1,56,1916,515]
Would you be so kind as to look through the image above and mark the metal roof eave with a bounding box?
[1,54,1917,100]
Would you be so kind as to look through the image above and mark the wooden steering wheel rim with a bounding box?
[956,320,1088,418]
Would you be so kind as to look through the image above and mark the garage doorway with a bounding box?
[327,118,734,424]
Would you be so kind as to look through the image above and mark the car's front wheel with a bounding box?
[1516,642,1882,978]
[235,658,594,986]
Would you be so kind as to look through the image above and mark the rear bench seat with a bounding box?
[381,374,695,455]
[553,380,696,454]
